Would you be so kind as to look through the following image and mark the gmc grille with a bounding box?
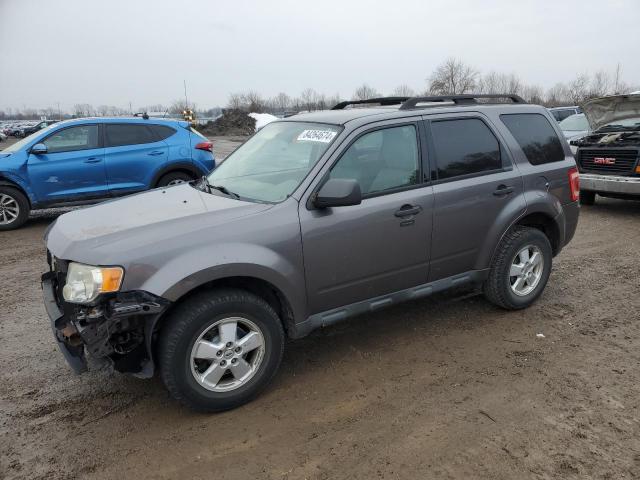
[578,149,639,175]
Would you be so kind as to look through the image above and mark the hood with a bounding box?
[582,94,640,131]
[46,183,273,263]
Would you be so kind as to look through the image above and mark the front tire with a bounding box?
[0,187,30,231]
[158,289,285,412]
[579,190,596,206]
[483,226,552,310]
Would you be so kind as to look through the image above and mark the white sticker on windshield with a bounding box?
[297,129,337,143]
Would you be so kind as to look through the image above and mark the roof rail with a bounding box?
[133,112,150,119]
[399,94,526,110]
[331,97,410,110]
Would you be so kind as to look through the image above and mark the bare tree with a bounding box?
[73,104,94,117]
[589,70,610,98]
[521,84,545,104]
[391,84,415,97]
[272,92,291,112]
[300,88,318,111]
[169,99,196,115]
[227,93,245,110]
[567,74,590,104]
[245,91,265,112]
[428,58,478,95]
[352,84,380,100]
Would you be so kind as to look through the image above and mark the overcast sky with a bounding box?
[1,0,638,111]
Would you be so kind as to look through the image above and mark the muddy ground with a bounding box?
[1,143,639,478]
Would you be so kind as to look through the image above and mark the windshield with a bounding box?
[598,116,640,132]
[1,123,58,153]
[206,121,341,203]
[558,113,589,132]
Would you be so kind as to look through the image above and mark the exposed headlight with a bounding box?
[62,262,124,304]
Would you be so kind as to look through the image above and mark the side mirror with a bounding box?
[31,143,48,154]
[314,178,362,208]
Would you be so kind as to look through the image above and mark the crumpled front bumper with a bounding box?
[580,173,640,196]
[42,271,88,374]
[41,270,171,377]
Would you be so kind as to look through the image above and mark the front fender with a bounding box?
[0,171,37,206]
[133,242,307,323]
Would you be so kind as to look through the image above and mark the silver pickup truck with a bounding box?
[572,93,640,205]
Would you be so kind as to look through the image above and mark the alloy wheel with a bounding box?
[0,193,20,225]
[509,245,544,296]
[190,317,265,392]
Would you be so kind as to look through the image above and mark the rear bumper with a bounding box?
[580,173,640,196]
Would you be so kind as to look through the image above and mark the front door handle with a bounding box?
[394,204,422,217]
[148,151,164,156]
[84,157,102,163]
[493,185,514,196]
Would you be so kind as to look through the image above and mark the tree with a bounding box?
[589,70,610,98]
[300,88,318,111]
[428,58,478,95]
[567,74,590,104]
[227,93,245,110]
[244,91,265,112]
[392,85,415,97]
[272,92,291,112]
[169,99,196,115]
[352,84,380,100]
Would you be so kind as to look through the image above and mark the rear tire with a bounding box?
[156,171,194,187]
[579,190,596,206]
[0,186,29,231]
[483,226,552,310]
[159,288,285,412]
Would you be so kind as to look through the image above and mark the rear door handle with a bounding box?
[84,157,102,163]
[394,204,422,217]
[148,151,164,156]
[493,185,514,196]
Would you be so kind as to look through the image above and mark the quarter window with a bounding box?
[150,124,176,141]
[431,118,502,180]
[105,124,157,147]
[501,114,564,165]
[43,125,99,153]
[330,125,419,196]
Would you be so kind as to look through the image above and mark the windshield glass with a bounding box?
[1,123,58,153]
[559,113,589,132]
[206,121,341,202]
[599,116,640,131]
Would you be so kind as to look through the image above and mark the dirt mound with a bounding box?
[199,109,256,136]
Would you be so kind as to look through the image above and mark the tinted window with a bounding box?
[431,119,501,180]
[330,125,419,196]
[150,124,176,141]
[43,125,99,153]
[105,124,156,147]
[501,114,564,165]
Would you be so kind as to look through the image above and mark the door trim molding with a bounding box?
[290,269,488,338]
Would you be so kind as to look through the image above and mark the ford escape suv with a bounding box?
[0,116,215,230]
[42,95,580,412]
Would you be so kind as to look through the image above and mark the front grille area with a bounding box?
[579,149,639,175]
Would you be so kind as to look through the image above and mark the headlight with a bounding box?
[62,262,124,304]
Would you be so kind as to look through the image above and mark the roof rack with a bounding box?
[331,97,410,110]
[399,94,526,110]
[133,112,150,119]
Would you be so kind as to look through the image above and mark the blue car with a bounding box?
[0,117,215,230]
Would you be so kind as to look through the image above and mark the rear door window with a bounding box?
[105,124,157,147]
[501,114,564,165]
[430,118,502,180]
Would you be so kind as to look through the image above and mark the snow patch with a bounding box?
[249,113,278,131]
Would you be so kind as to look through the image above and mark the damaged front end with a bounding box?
[42,255,171,378]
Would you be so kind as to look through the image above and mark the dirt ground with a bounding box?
[1,151,640,478]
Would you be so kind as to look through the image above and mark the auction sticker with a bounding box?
[297,129,337,143]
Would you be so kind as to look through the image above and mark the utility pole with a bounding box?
[183,80,189,109]
[57,102,61,120]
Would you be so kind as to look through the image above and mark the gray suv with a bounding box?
[42,94,580,411]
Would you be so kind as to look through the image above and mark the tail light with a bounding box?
[195,141,213,153]
[568,167,580,202]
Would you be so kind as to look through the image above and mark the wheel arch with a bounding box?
[0,176,33,208]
